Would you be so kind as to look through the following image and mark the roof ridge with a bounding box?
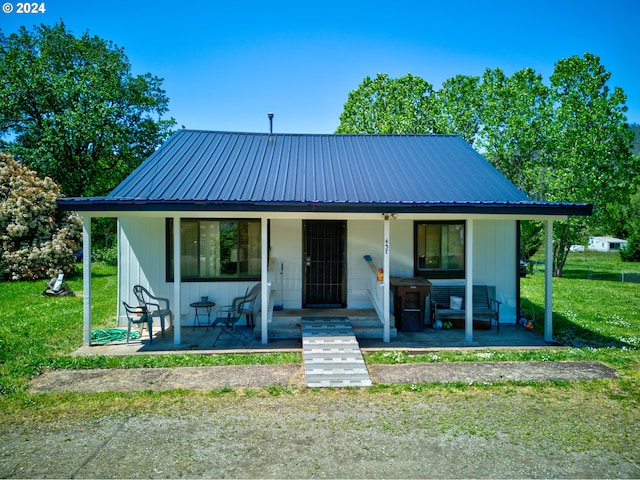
[178,129,460,138]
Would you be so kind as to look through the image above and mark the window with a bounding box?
[167,219,261,281]
[414,221,465,279]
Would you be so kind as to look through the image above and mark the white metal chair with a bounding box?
[229,283,261,328]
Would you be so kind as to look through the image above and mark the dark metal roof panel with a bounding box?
[109,130,530,204]
[58,130,592,216]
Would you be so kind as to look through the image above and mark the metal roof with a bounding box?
[58,130,592,216]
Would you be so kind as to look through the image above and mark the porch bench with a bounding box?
[430,285,501,332]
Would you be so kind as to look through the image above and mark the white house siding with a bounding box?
[269,219,303,309]
[117,216,517,326]
[269,219,385,309]
[472,219,517,324]
[347,220,385,308]
[386,219,517,324]
[118,217,167,324]
[118,216,259,327]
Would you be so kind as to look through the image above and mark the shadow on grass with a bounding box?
[523,299,634,349]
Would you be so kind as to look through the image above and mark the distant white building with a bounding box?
[588,236,628,252]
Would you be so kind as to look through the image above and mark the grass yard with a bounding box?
[0,263,299,397]
[0,252,639,408]
[1,254,639,476]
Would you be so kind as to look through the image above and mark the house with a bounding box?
[57,130,592,347]
[588,236,628,253]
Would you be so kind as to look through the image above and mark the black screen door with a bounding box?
[303,220,347,308]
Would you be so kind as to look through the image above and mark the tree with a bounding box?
[546,54,637,275]
[477,67,552,196]
[620,226,640,262]
[0,22,176,198]
[520,220,544,262]
[614,187,640,261]
[0,153,81,280]
[434,74,482,144]
[336,54,638,276]
[336,73,438,134]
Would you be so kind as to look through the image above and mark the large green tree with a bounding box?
[477,67,552,196]
[336,54,638,276]
[0,22,176,198]
[545,54,637,275]
[336,73,438,134]
[434,74,482,144]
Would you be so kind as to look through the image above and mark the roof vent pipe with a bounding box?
[268,112,274,134]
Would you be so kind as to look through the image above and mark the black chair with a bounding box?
[122,302,153,343]
[212,300,249,346]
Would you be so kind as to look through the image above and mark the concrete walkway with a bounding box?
[302,317,372,387]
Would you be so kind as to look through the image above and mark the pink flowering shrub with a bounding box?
[0,153,82,280]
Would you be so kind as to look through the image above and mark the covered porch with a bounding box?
[73,307,557,357]
[75,213,561,350]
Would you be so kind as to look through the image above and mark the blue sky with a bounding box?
[1,0,638,134]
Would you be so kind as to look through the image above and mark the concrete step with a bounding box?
[254,324,397,340]
[252,310,398,341]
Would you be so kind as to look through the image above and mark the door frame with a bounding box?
[302,219,347,308]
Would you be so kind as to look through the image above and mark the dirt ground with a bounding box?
[28,360,618,393]
[2,361,637,479]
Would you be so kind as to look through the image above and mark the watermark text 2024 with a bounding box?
[2,2,46,14]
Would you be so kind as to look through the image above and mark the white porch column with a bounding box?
[173,216,182,345]
[464,219,474,344]
[544,219,554,342]
[261,216,269,344]
[383,215,391,343]
[82,215,92,347]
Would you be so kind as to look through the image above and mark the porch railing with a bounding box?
[363,255,385,324]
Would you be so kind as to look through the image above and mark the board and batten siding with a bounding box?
[117,216,518,326]
[117,217,259,326]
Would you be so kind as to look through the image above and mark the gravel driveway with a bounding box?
[2,392,639,478]
[2,360,637,479]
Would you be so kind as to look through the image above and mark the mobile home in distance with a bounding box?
[588,236,628,252]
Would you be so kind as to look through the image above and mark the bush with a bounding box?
[620,228,640,262]
[93,245,118,266]
[0,153,82,280]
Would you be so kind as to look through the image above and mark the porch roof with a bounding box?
[58,130,592,216]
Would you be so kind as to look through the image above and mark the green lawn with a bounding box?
[0,263,299,397]
[1,254,638,473]
[1,253,639,410]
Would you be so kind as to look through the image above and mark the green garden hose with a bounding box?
[90,328,140,345]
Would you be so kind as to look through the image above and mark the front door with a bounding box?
[302,220,347,308]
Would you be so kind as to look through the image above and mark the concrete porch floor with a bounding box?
[73,309,558,356]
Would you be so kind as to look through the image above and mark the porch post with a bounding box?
[261,216,269,344]
[173,216,182,345]
[464,219,474,344]
[383,215,391,343]
[544,219,553,342]
[82,215,92,347]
